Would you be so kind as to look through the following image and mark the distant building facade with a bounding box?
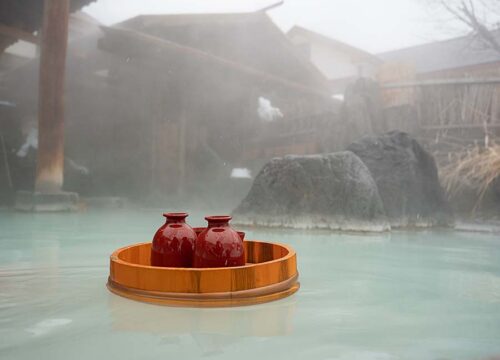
[378,30,500,144]
[377,30,500,108]
[287,26,382,96]
[378,29,500,80]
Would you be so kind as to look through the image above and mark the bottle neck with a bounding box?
[163,212,188,224]
[205,215,232,228]
[207,220,229,228]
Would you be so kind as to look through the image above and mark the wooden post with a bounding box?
[36,0,70,193]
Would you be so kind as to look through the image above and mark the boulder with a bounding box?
[233,151,389,232]
[347,131,453,227]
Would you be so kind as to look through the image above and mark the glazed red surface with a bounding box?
[151,212,196,267]
[193,216,245,268]
[193,227,245,241]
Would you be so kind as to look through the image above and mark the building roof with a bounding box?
[286,25,382,64]
[116,12,331,94]
[0,0,95,54]
[1,14,109,107]
[378,29,500,74]
[67,11,101,42]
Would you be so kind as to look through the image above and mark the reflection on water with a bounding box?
[1,211,500,360]
[109,295,296,356]
[109,295,296,337]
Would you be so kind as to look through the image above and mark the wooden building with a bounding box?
[2,11,336,206]
[378,31,500,125]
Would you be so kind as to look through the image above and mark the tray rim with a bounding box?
[110,240,296,272]
[107,280,300,307]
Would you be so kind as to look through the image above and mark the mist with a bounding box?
[1,0,499,218]
[2,1,500,359]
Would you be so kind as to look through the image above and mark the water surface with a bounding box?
[1,210,500,360]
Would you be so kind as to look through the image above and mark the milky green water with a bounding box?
[1,210,500,360]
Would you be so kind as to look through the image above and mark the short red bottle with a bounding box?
[151,212,196,267]
[193,216,245,268]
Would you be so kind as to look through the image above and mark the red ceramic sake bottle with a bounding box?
[193,227,246,241]
[193,215,245,268]
[151,212,196,267]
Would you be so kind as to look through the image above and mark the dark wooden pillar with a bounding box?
[35,0,70,193]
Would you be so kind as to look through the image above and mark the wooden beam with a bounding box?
[0,23,38,44]
[36,0,70,193]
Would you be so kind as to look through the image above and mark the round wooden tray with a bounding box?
[107,240,299,307]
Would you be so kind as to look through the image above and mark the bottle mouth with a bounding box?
[163,212,188,219]
[205,215,232,222]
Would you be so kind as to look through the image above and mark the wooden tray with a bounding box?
[107,240,299,307]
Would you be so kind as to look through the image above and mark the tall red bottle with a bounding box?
[193,215,245,268]
[151,212,196,267]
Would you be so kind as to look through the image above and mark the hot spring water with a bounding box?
[1,210,499,359]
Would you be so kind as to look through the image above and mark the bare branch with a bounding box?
[461,1,500,53]
[435,0,500,55]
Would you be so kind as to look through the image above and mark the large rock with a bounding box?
[347,131,453,227]
[233,151,390,231]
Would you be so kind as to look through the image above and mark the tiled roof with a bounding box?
[378,29,500,74]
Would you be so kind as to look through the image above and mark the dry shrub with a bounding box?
[440,143,500,212]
